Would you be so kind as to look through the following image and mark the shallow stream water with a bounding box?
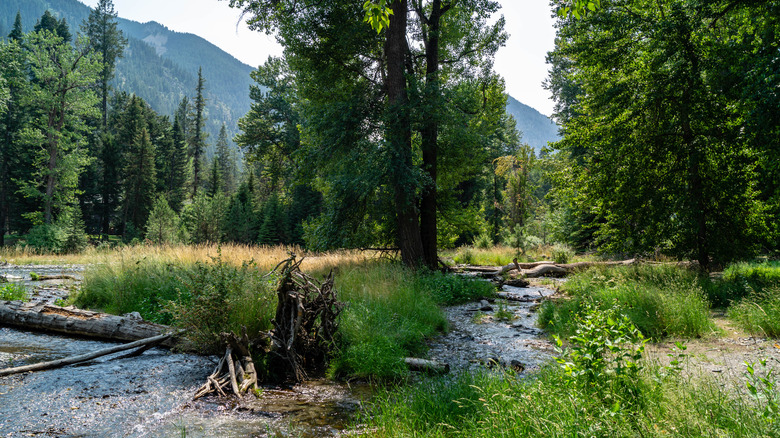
[0,265,556,437]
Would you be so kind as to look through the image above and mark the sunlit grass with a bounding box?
[441,244,600,267]
[1,242,381,272]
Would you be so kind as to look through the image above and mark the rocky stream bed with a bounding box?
[0,265,557,437]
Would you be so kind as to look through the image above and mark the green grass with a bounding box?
[73,256,493,380]
[361,364,780,438]
[329,263,494,379]
[539,264,714,339]
[709,261,780,307]
[729,288,780,338]
[360,307,780,438]
[0,283,27,301]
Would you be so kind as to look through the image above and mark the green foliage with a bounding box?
[329,263,448,379]
[144,195,184,244]
[166,253,275,353]
[415,270,494,305]
[23,224,66,253]
[540,265,714,339]
[745,359,780,427]
[182,192,227,244]
[550,243,574,264]
[554,304,647,407]
[362,359,780,437]
[59,206,89,253]
[0,283,27,301]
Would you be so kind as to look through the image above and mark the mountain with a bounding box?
[505,96,560,153]
[0,0,558,155]
[0,0,255,155]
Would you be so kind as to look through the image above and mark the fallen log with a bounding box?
[0,332,174,377]
[404,358,449,374]
[496,292,544,302]
[0,301,176,346]
[30,274,79,281]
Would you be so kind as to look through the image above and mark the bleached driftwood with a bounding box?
[404,357,449,374]
[0,332,174,377]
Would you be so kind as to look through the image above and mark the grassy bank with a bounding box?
[360,303,780,438]
[70,246,494,379]
[539,264,715,339]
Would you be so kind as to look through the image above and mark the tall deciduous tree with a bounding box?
[19,28,99,225]
[547,0,772,267]
[82,0,127,129]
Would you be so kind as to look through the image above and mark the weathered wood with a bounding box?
[31,274,79,281]
[496,292,544,303]
[0,301,176,346]
[404,357,449,374]
[0,332,174,377]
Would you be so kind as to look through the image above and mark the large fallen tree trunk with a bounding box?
[458,258,637,278]
[0,332,175,377]
[0,301,176,346]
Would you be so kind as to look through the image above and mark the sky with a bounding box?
[78,0,558,116]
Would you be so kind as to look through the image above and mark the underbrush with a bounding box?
[539,264,714,339]
[362,307,780,438]
[445,244,595,267]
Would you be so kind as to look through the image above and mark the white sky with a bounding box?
[78,0,558,116]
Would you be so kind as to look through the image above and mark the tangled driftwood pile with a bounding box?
[194,256,345,398]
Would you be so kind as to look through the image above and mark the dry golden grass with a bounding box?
[0,243,385,273]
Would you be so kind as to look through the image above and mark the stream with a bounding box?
[0,265,556,437]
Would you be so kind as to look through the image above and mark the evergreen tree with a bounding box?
[82,0,127,128]
[215,123,237,194]
[223,180,257,243]
[190,67,208,197]
[8,11,23,42]
[59,205,89,253]
[145,195,181,244]
[164,113,189,212]
[122,126,157,234]
[207,158,222,198]
[34,11,59,35]
[257,193,285,245]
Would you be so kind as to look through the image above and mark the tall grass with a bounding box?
[362,364,780,437]
[72,247,494,379]
[362,306,780,437]
[1,242,380,270]
[329,263,493,379]
[540,265,714,339]
[729,288,780,338]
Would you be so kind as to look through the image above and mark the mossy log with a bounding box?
[0,301,176,346]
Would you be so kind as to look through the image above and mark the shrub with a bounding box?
[473,232,493,249]
[415,270,494,305]
[551,243,574,264]
[0,283,27,301]
[23,224,65,253]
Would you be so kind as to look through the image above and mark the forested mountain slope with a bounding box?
[505,95,560,152]
[0,0,558,155]
[0,0,254,154]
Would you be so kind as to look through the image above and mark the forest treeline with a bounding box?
[1,0,777,269]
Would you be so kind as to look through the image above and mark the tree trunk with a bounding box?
[385,0,425,268]
[0,301,177,346]
[419,0,444,270]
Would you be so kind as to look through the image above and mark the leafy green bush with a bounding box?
[554,304,647,407]
[23,224,66,253]
[453,247,475,265]
[473,232,493,249]
[712,262,780,306]
[551,243,575,264]
[166,255,275,353]
[0,283,27,301]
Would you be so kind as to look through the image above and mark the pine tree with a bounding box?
[207,158,222,198]
[215,124,237,194]
[190,67,208,197]
[145,195,181,244]
[82,0,127,128]
[162,113,188,212]
[8,11,23,41]
[257,193,286,245]
[122,126,157,234]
